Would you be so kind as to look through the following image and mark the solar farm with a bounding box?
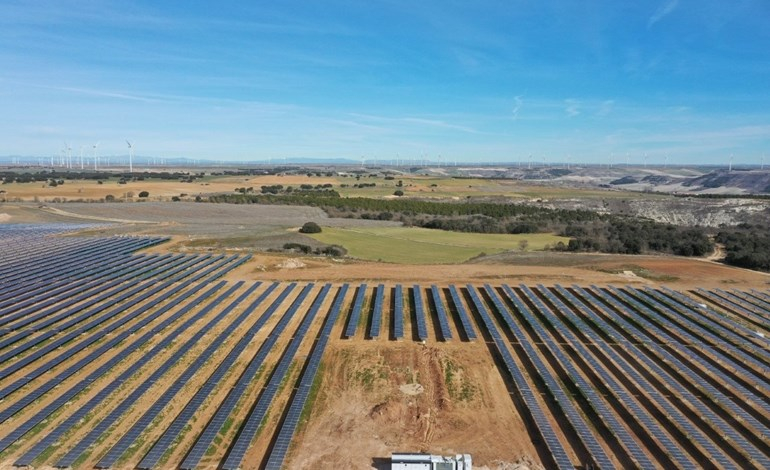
[1,225,770,469]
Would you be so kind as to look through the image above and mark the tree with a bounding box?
[299,221,322,233]
[393,190,404,197]
[138,191,149,198]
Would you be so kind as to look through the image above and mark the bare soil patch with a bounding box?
[285,342,539,469]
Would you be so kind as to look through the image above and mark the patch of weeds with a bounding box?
[354,367,376,390]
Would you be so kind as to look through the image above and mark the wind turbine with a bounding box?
[728,154,733,172]
[762,153,766,170]
[66,142,72,168]
[126,140,134,173]
[93,142,100,170]
[80,145,85,170]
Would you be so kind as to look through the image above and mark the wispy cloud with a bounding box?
[564,99,581,117]
[349,113,482,134]
[648,0,679,28]
[512,95,523,118]
[597,100,614,117]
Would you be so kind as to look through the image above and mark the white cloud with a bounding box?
[648,0,679,28]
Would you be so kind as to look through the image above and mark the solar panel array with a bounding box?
[3,224,770,469]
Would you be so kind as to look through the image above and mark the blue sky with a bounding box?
[1,0,769,164]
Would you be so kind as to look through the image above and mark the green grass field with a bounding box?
[309,226,570,264]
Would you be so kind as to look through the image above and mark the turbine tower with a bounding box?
[126,140,134,173]
[729,154,733,172]
[80,145,85,170]
[93,142,100,171]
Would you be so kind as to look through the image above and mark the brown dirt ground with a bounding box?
[284,342,542,469]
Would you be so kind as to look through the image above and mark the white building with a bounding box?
[390,453,472,470]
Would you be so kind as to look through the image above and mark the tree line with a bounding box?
[207,193,714,258]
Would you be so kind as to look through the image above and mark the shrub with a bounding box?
[393,190,404,197]
[299,221,322,233]
[138,190,149,198]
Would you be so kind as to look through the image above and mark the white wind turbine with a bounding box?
[126,140,134,173]
[80,145,85,170]
[93,142,100,170]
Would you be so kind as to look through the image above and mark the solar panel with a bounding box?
[430,285,452,341]
[448,285,476,340]
[368,284,384,339]
[93,282,297,468]
[220,283,327,470]
[412,285,428,341]
[463,285,574,470]
[177,282,308,469]
[392,285,404,340]
[263,284,349,470]
[488,285,617,470]
[0,280,232,457]
[580,285,770,467]
[138,283,320,470]
[344,284,367,338]
[529,285,715,469]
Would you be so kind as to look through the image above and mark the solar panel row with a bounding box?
[368,283,384,339]
[551,285,741,469]
[627,287,770,382]
[0,253,222,389]
[15,281,256,467]
[448,285,476,340]
[608,286,770,407]
[1,252,249,455]
[412,285,428,341]
[264,284,350,470]
[179,283,303,470]
[392,284,404,339]
[430,285,452,341]
[463,285,574,470]
[344,283,367,338]
[584,286,770,468]
[527,285,706,469]
[137,281,291,469]
[0,280,230,456]
[487,285,616,470]
[221,283,330,470]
